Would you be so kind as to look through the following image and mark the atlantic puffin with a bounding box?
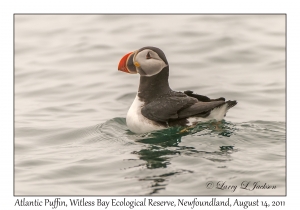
[118,46,237,134]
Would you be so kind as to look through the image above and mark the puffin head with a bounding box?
[118,46,168,77]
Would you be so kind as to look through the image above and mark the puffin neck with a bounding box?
[138,66,172,103]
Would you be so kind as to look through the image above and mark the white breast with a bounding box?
[126,96,165,134]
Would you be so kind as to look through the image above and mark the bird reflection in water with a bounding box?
[129,120,237,195]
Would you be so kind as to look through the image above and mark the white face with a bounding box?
[134,49,168,76]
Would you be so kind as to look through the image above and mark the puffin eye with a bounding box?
[146,52,151,59]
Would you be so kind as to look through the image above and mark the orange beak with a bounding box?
[118,52,134,74]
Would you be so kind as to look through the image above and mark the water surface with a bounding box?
[15,15,285,195]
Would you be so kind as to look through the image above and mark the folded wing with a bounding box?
[141,92,226,123]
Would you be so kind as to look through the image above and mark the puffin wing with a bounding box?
[177,100,226,119]
[141,96,197,122]
[141,96,226,122]
[184,90,225,102]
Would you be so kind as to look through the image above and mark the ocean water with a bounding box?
[14,15,285,195]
